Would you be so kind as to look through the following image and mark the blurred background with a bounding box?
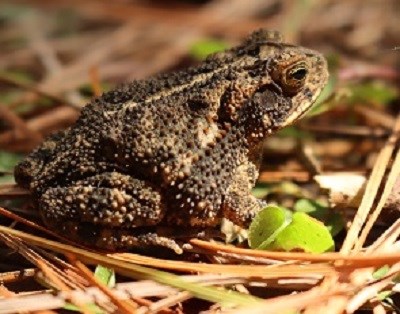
[0,0,399,183]
[0,2,399,311]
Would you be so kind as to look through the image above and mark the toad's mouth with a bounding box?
[279,82,328,129]
[281,101,313,127]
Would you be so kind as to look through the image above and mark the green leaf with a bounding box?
[0,70,34,85]
[373,265,390,280]
[269,212,334,253]
[0,4,31,21]
[189,39,229,60]
[0,175,15,184]
[0,150,21,186]
[380,293,399,312]
[0,150,23,172]
[249,206,335,253]
[248,206,292,249]
[377,290,392,301]
[94,265,116,288]
[294,199,344,237]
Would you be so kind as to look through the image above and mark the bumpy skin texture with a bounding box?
[15,29,328,253]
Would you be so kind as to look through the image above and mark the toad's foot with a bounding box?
[222,163,264,228]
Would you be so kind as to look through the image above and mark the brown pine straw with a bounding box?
[0,269,38,283]
[0,225,399,279]
[341,113,400,253]
[355,139,400,250]
[302,113,400,313]
[189,239,400,267]
[146,291,191,314]
[68,256,139,314]
[353,105,395,129]
[0,206,85,247]
[0,227,333,278]
[0,233,94,314]
[366,217,400,253]
[0,106,79,151]
[0,234,71,291]
[303,114,400,313]
[0,285,16,298]
[0,184,30,197]
[0,105,43,144]
[224,285,349,314]
[89,65,102,97]
[346,263,400,312]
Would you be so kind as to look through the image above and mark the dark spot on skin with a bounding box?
[303,87,313,99]
[188,99,209,111]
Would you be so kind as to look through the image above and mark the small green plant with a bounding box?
[249,205,334,253]
[94,265,116,288]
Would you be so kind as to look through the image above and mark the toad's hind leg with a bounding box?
[39,172,181,253]
[222,163,265,228]
[41,220,183,254]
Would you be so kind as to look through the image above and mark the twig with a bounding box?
[145,291,191,314]
[189,239,400,268]
[0,184,30,197]
[0,268,37,283]
[258,170,310,183]
[224,287,346,314]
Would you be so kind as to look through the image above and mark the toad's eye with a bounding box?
[278,61,309,95]
[289,67,308,81]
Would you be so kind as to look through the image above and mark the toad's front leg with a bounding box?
[222,162,265,228]
[39,172,182,253]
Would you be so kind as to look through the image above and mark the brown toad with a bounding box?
[15,29,328,253]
